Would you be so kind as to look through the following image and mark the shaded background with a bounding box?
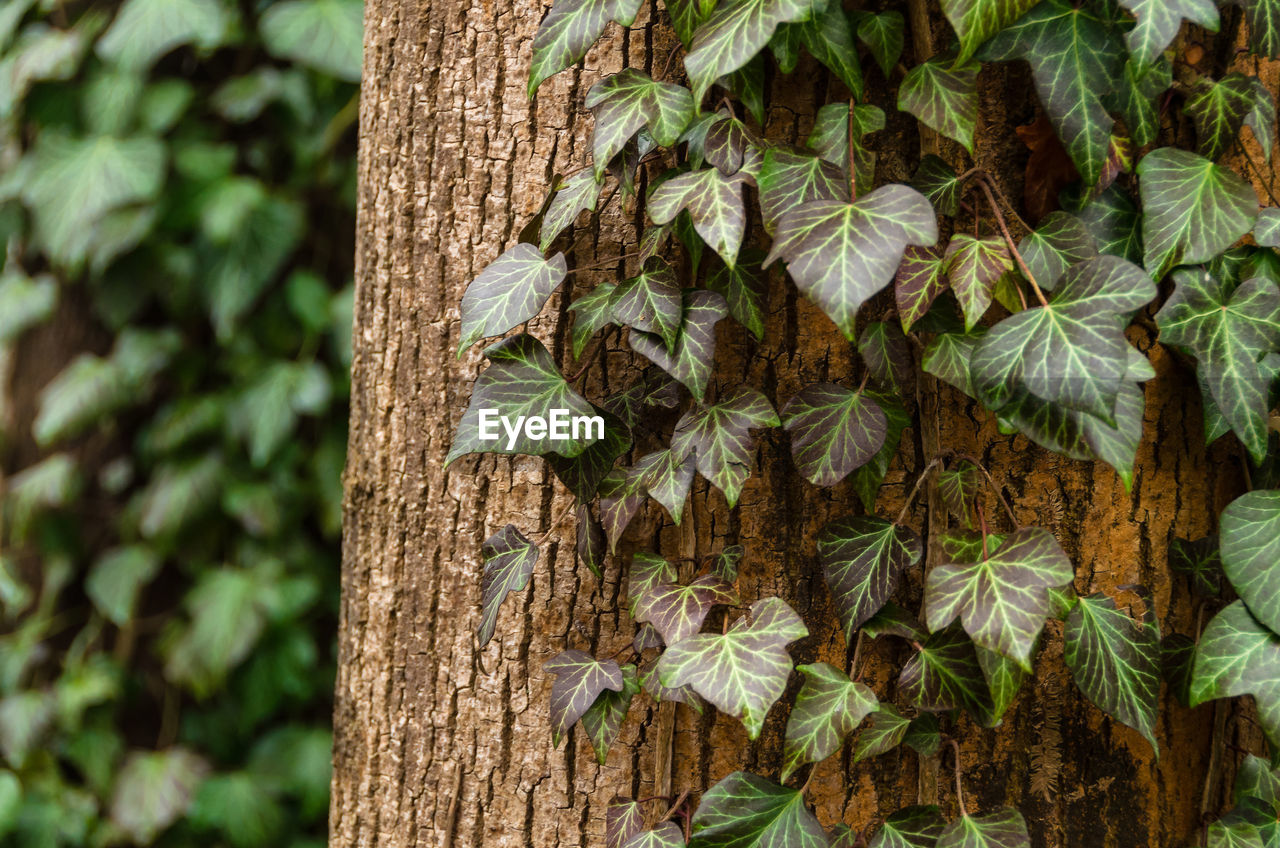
[0,0,360,844]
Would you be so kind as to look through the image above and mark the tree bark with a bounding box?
[333,2,1265,846]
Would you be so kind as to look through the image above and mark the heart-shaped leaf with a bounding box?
[807,103,884,193]
[781,383,887,486]
[610,260,684,353]
[448,334,601,462]
[1191,601,1280,748]
[1017,212,1097,290]
[1064,592,1160,751]
[569,282,617,358]
[911,156,964,217]
[541,169,604,251]
[936,809,1031,848]
[628,552,678,615]
[782,663,877,780]
[898,55,979,154]
[634,575,739,644]
[946,235,1012,330]
[528,0,644,93]
[671,386,779,507]
[764,186,938,340]
[981,0,1124,188]
[757,148,849,236]
[1220,490,1280,633]
[682,0,823,99]
[970,256,1155,424]
[657,597,807,738]
[586,70,695,174]
[608,798,645,848]
[896,246,950,332]
[924,527,1073,670]
[818,516,923,644]
[1138,148,1258,279]
[689,771,827,848]
[630,289,729,401]
[458,244,567,354]
[1155,269,1280,462]
[650,169,749,267]
[1185,73,1275,162]
[859,321,913,392]
[869,805,946,848]
[545,649,626,745]
[853,11,905,77]
[478,525,539,647]
[707,252,770,341]
[936,460,981,528]
[582,663,641,763]
[635,448,697,523]
[941,0,1039,62]
[1117,0,1219,67]
[547,404,632,501]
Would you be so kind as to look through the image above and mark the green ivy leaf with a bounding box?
[1116,0,1218,67]
[1110,57,1172,149]
[586,70,695,174]
[457,244,567,355]
[782,663,877,780]
[936,809,1031,848]
[630,290,725,400]
[782,383,888,486]
[795,3,864,98]
[541,170,604,251]
[109,749,209,844]
[545,649,626,746]
[610,260,684,353]
[98,0,232,72]
[528,0,644,94]
[258,0,362,82]
[1234,754,1280,808]
[977,646,1025,722]
[1064,592,1160,751]
[818,516,923,644]
[478,525,539,647]
[1138,148,1259,279]
[863,602,927,642]
[981,0,1124,188]
[683,0,823,100]
[634,575,739,644]
[689,771,826,847]
[1226,0,1280,58]
[671,386,779,506]
[1017,212,1097,290]
[625,822,686,848]
[1256,208,1280,248]
[1191,601,1280,747]
[657,597,807,738]
[910,155,964,218]
[1169,535,1222,597]
[853,11,905,78]
[757,149,848,237]
[628,552,678,615]
[448,334,600,462]
[1186,73,1276,162]
[853,705,909,761]
[577,505,606,577]
[86,546,161,627]
[940,0,1038,62]
[869,805,946,848]
[765,186,938,340]
[945,235,1012,330]
[569,282,617,359]
[970,256,1156,424]
[1162,633,1197,707]
[1155,269,1280,462]
[582,663,641,763]
[1220,490,1280,634]
[707,252,769,340]
[600,466,647,551]
[1066,184,1144,264]
[636,448,697,523]
[806,103,884,193]
[900,625,995,723]
[899,56,979,154]
[936,460,981,528]
[650,169,749,267]
[925,527,1073,670]
[895,246,950,332]
[859,321,912,392]
[924,329,982,395]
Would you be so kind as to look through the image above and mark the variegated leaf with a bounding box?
[541,169,604,251]
[478,525,539,647]
[608,797,645,848]
[936,460,981,528]
[545,649,626,746]
[600,465,648,552]
[635,448,697,523]
[851,389,909,512]
[634,575,739,644]
[623,822,686,848]
[1186,73,1275,162]
[1169,535,1222,597]
[936,809,1031,848]
[457,244,567,354]
[1191,601,1280,747]
[689,771,827,848]
[900,625,997,724]
[782,663,878,780]
[757,148,848,236]
[547,404,632,501]
[896,246,950,332]
[946,235,1011,331]
[610,260,684,353]
[649,168,749,267]
[529,0,645,94]
[911,155,964,217]
[818,516,923,644]
[683,0,823,98]
[671,386,779,507]
[859,321,912,392]
[630,289,729,401]
[869,805,946,848]
[853,10,905,78]
[940,0,1039,62]
[1016,212,1097,291]
[586,69,695,175]
[569,282,617,359]
[581,663,641,763]
[1220,490,1280,633]
[898,55,979,154]
[707,252,769,340]
[781,383,887,486]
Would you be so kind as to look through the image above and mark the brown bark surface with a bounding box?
[333,3,1269,847]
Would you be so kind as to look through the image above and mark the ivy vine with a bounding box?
[450,0,1280,845]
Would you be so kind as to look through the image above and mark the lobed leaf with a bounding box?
[782,663,877,780]
[610,260,684,353]
[1186,73,1275,163]
[782,383,887,486]
[818,516,923,645]
[586,70,695,174]
[946,235,1011,331]
[869,805,946,848]
[528,0,645,94]
[896,246,950,332]
[683,0,824,99]
[649,168,749,267]
[671,386,779,507]
[936,809,1031,848]
[457,244,567,355]
[545,649,626,746]
[1117,0,1219,67]
[634,575,739,644]
[630,289,729,401]
[1191,601,1280,748]
[689,771,826,848]
[1219,490,1280,634]
[898,56,980,154]
[478,525,539,647]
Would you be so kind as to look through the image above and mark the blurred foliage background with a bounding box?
[0,0,361,844]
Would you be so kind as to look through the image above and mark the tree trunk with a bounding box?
[333,2,1263,846]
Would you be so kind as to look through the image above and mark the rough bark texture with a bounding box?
[333,2,1272,847]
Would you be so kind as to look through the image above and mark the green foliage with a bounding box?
[451,0,1280,841]
[0,0,356,842]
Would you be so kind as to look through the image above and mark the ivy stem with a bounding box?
[948,738,969,817]
[661,789,689,822]
[566,327,616,384]
[978,172,1032,234]
[801,767,817,796]
[894,457,943,526]
[565,251,641,275]
[977,178,1049,307]
[857,369,871,393]
[951,453,1020,528]
[533,498,577,547]
[659,45,685,82]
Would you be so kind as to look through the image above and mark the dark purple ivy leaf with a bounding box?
[861,601,927,643]
[764,185,937,340]
[604,366,681,429]
[634,575,739,644]
[634,623,664,651]
[1168,535,1222,597]
[935,808,1031,848]
[671,386,780,507]
[628,552,678,615]
[688,771,827,847]
[828,824,861,848]
[703,111,763,178]
[609,259,684,354]
[649,168,750,267]
[757,148,849,237]
[635,448,697,523]
[545,649,625,746]
[899,624,997,726]
[781,662,877,780]
[935,460,981,529]
[478,525,539,647]
[853,705,911,762]
[782,383,887,487]
[851,388,909,512]
[858,320,912,392]
[457,246,568,355]
[945,235,1011,331]
[707,251,770,341]
[1016,211,1097,291]
[818,515,923,645]
[607,797,646,848]
[599,465,647,553]
[868,804,946,848]
[896,245,950,334]
[640,661,703,711]
[910,154,963,217]
[540,169,604,251]
[547,404,632,502]
[576,504,606,577]
[569,282,617,359]
[582,662,641,763]
[528,0,644,94]
[903,713,941,756]
[898,54,979,153]
[623,821,686,848]
[630,289,729,402]
[710,545,744,582]
[585,69,694,176]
